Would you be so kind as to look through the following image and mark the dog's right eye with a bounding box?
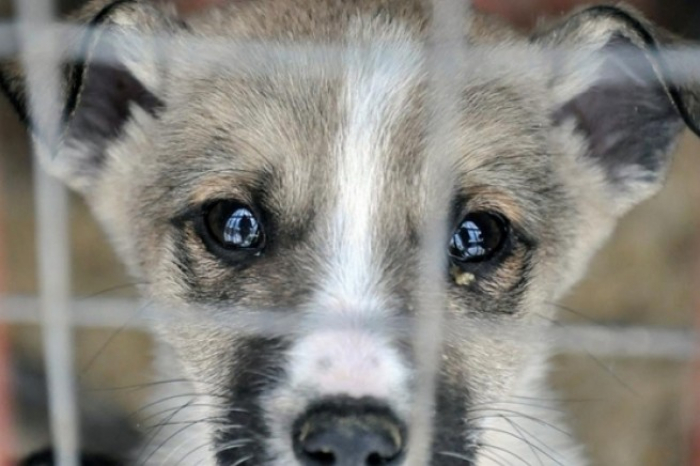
[203,201,265,253]
[449,212,508,264]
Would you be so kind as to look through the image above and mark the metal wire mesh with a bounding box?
[0,0,698,465]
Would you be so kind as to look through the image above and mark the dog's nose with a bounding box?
[293,398,405,466]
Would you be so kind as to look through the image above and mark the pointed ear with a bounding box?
[0,0,176,191]
[534,5,700,209]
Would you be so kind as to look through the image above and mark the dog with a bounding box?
[2,0,700,464]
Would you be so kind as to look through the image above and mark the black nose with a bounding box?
[293,398,406,466]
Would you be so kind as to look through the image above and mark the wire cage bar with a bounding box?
[12,1,80,465]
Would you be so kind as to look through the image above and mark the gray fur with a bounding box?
[2,1,699,465]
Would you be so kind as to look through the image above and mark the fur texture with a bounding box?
[2,1,699,465]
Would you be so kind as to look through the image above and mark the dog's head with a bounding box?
[3,0,699,464]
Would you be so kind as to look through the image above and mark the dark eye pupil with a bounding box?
[449,212,505,262]
[224,208,260,247]
[207,202,264,250]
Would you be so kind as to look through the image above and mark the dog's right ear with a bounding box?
[533,5,700,213]
[0,0,177,192]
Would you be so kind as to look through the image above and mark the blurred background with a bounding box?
[1,0,700,464]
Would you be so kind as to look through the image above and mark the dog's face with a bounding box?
[3,1,699,465]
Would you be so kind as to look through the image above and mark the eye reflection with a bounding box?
[449,212,507,263]
[204,201,265,252]
[452,220,487,258]
[223,208,261,248]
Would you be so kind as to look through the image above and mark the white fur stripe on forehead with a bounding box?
[317,21,423,314]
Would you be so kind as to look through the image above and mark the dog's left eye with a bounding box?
[449,212,508,263]
[204,201,265,251]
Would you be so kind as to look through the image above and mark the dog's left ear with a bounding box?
[0,1,176,192]
[534,5,700,210]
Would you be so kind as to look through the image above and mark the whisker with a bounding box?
[469,399,570,414]
[542,301,603,324]
[140,403,245,424]
[84,378,194,392]
[138,414,207,466]
[200,439,255,466]
[135,398,198,465]
[478,441,533,466]
[161,438,211,466]
[502,415,569,460]
[86,374,236,393]
[500,416,543,466]
[510,394,600,404]
[78,281,147,299]
[476,426,565,466]
[536,313,640,396]
[142,416,230,431]
[129,392,233,420]
[172,441,212,466]
[158,423,247,466]
[467,408,573,437]
[136,401,243,428]
[439,449,509,466]
[80,300,155,377]
[232,455,254,466]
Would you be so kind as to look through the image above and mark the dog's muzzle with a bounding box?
[292,397,406,466]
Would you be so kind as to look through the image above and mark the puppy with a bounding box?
[2,0,699,464]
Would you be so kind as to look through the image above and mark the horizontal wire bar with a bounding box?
[0,22,698,85]
[0,295,696,360]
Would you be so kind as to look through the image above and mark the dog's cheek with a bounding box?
[207,337,290,465]
[430,346,478,464]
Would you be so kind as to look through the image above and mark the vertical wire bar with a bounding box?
[408,0,470,463]
[32,144,78,466]
[12,1,80,465]
[0,133,15,466]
